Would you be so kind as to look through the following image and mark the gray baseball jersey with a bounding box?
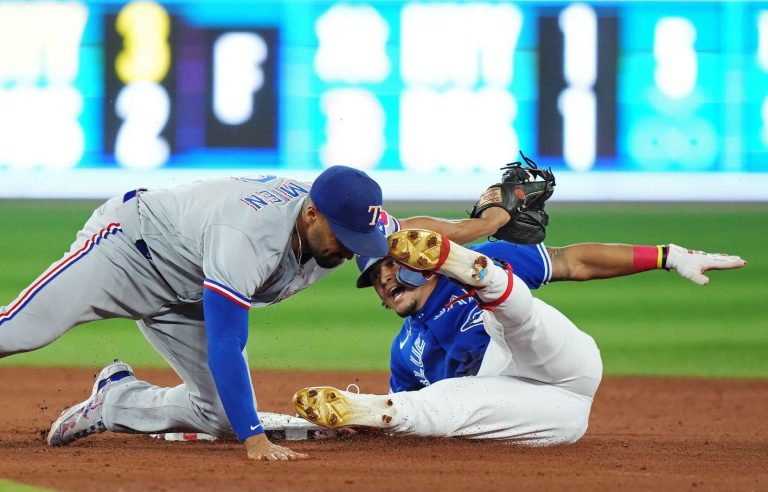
[121,176,331,306]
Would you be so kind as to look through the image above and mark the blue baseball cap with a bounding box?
[310,166,388,258]
[355,254,430,289]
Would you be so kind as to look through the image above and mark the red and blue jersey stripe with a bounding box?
[0,223,123,326]
[203,279,252,309]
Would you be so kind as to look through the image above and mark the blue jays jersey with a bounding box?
[389,242,552,392]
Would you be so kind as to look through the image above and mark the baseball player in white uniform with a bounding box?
[0,166,388,461]
[292,219,746,444]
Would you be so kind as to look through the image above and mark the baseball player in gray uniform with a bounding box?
[0,166,388,461]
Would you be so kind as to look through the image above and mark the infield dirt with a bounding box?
[0,367,765,491]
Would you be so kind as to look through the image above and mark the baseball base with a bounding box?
[149,412,338,442]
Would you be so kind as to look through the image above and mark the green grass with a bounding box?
[0,200,766,378]
[0,480,52,492]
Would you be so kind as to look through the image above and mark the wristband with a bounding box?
[632,245,665,272]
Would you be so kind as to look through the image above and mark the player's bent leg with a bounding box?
[0,231,174,358]
[388,375,593,445]
[478,295,603,399]
[102,312,241,437]
[0,195,176,358]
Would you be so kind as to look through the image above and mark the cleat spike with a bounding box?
[291,386,396,430]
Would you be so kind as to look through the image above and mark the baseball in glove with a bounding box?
[470,151,556,244]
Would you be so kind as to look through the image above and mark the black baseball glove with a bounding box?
[469,151,556,244]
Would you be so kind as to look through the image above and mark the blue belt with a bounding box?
[122,189,152,261]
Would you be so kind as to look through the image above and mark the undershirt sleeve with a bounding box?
[203,287,263,442]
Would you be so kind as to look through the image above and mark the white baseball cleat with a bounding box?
[292,386,396,429]
[47,360,135,447]
[387,229,493,288]
[666,244,747,286]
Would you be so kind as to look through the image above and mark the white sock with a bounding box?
[474,262,512,304]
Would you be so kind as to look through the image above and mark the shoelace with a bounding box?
[346,383,361,394]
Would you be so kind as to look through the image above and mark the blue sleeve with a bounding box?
[473,241,552,289]
[203,287,263,442]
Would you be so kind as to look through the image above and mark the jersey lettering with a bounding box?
[411,335,430,386]
[409,335,425,368]
[259,190,284,204]
[242,194,269,210]
[414,367,430,387]
[240,180,309,212]
[277,181,310,198]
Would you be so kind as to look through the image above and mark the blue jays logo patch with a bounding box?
[459,305,485,332]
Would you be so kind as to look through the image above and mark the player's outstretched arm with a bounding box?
[548,243,746,285]
[203,287,309,462]
[399,208,509,245]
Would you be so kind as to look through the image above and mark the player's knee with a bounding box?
[560,422,588,444]
[185,393,231,435]
[203,400,233,435]
[552,417,589,445]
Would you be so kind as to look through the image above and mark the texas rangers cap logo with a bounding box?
[368,205,382,226]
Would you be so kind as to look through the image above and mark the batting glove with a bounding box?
[665,244,746,286]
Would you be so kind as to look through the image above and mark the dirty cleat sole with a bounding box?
[388,229,446,270]
[292,387,394,429]
[388,229,491,287]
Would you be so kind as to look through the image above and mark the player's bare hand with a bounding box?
[244,433,308,461]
